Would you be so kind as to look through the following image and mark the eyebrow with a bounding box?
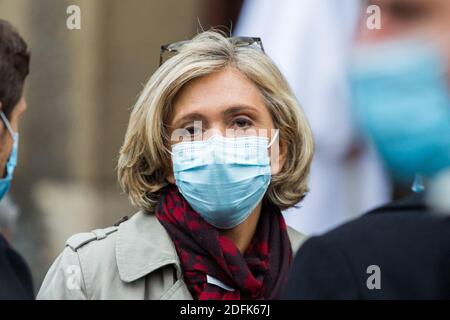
[171,104,260,128]
[220,105,260,118]
[171,112,208,128]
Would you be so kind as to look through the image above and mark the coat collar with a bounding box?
[115,210,305,283]
[115,211,181,283]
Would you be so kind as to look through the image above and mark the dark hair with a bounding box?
[0,19,30,119]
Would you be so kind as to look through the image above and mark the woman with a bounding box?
[37,30,314,300]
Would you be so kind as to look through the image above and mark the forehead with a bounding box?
[171,67,266,120]
[175,67,263,106]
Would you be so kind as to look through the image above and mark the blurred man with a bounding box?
[283,0,450,299]
[0,19,33,299]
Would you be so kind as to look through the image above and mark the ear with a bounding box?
[166,173,175,184]
[166,163,176,184]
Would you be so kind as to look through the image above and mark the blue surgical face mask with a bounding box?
[349,38,450,184]
[0,111,19,200]
[171,133,277,229]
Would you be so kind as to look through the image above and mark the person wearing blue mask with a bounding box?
[283,0,450,299]
[0,19,32,299]
[38,30,315,300]
[0,25,27,200]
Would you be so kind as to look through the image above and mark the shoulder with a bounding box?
[286,199,450,299]
[283,233,361,299]
[65,225,119,253]
[0,235,34,299]
[61,217,128,270]
[322,197,450,248]
[37,211,168,300]
[293,197,450,274]
[37,219,124,300]
[61,211,156,258]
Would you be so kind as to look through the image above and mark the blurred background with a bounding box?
[0,0,392,291]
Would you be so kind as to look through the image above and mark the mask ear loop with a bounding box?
[0,111,16,142]
[267,129,279,148]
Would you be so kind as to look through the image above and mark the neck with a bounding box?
[220,202,262,253]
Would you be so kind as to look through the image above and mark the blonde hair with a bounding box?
[118,30,314,213]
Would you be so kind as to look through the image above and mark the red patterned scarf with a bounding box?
[155,185,293,300]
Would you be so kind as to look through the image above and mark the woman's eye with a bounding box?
[185,126,202,136]
[233,117,253,128]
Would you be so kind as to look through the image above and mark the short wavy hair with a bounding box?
[118,30,314,214]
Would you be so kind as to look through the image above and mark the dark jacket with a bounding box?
[282,194,450,299]
[0,234,33,299]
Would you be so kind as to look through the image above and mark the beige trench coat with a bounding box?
[37,211,307,300]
